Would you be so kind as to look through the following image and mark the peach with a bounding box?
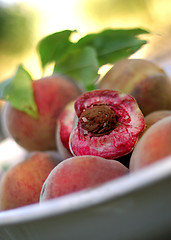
[69,89,145,160]
[3,75,81,151]
[40,155,128,201]
[138,110,171,138]
[0,151,59,210]
[99,59,171,116]
[56,101,75,159]
[130,116,171,171]
[144,110,171,131]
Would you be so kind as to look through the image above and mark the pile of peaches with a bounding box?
[0,57,170,212]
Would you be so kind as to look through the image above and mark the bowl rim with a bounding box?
[0,155,171,226]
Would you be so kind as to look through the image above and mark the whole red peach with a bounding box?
[40,155,128,201]
[0,151,59,210]
[3,75,81,151]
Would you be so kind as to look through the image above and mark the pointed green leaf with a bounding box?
[0,65,38,118]
[54,47,99,91]
[37,29,75,69]
[75,28,149,66]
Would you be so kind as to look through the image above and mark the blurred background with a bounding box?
[0,0,171,82]
[0,0,171,163]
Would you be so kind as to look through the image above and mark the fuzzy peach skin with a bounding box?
[40,155,128,201]
[56,101,75,159]
[69,89,145,160]
[3,75,81,151]
[130,116,171,171]
[0,152,59,211]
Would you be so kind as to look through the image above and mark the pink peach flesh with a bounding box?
[69,89,145,160]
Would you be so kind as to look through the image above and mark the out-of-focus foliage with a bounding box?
[0,0,171,82]
[0,3,38,55]
[0,2,40,82]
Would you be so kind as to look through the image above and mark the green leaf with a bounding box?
[75,28,149,66]
[54,47,99,91]
[37,29,75,69]
[0,65,38,118]
[97,38,147,65]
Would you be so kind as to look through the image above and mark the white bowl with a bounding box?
[0,154,171,240]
